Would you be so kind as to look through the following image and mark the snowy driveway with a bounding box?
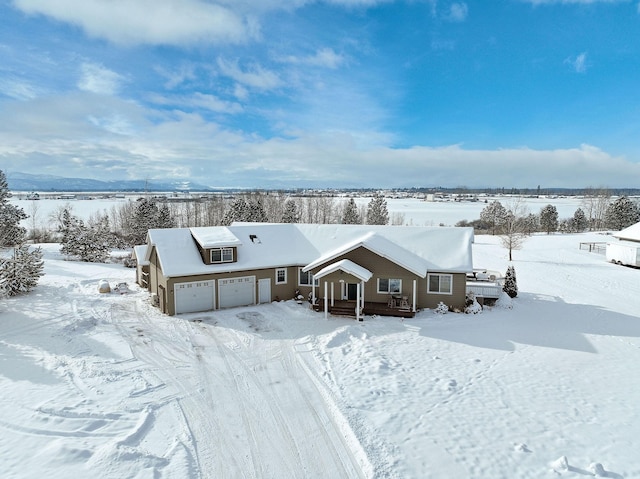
[109,301,367,479]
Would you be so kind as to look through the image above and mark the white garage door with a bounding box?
[219,276,255,309]
[174,280,215,314]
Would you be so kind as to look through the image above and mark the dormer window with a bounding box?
[211,247,234,263]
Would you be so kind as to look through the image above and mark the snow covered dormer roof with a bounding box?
[190,226,243,249]
[613,221,640,242]
[302,231,428,277]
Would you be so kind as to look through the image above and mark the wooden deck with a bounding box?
[312,299,416,319]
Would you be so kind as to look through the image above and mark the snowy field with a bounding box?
[11,194,587,228]
[2,221,640,477]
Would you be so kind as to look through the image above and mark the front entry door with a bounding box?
[347,283,358,301]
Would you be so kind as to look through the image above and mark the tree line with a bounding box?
[457,193,640,260]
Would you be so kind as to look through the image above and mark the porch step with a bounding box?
[330,305,357,317]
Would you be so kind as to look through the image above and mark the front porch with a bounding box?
[311,299,416,319]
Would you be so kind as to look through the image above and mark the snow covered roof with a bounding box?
[302,231,428,277]
[313,259,373,282]
[132,245,149,265]
[147,223,473,278]
[613,221,640,242]
[190,226,243,249]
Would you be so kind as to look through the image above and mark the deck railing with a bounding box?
[466,282,502,299]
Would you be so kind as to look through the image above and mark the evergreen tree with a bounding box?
[157,203,175,229]
[0,170,27,247]
[126,198,176,244]
[571,207,589,233]
[59,210,110,262]
[222,197,249,225]
[247,197,268,222]
[0,244,44,297]
[520,213,539,235]
[366,193,389,225]
[341,198,361,225]
[59,209,84,257]
[539,204,559,234]
[604,196,640,231]
[281,199,300,223]
[503,265,518,298]
[480,201,508,235]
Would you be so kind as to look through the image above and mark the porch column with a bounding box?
[324,281,328,320]
[331,282,334,307]
[312,281,316,305]
[360,280,365,310]
[356,282,362,322]
[412,279,417,312]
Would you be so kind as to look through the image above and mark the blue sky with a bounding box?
[1,0,640,189]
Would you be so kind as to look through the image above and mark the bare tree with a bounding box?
[499,199,529,261]
[581,187,611,230]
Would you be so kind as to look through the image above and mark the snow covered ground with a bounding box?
[2,231,640,478]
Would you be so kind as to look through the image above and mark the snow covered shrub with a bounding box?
[495,291,513,309]
[434,301,449,314]
[503,265,518,298]
[464,292,482,314]
[123,257,137,268]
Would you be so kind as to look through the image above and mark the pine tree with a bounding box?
[281,199,300,223]
[571,207,589,233]
[157,203,175,229]
[247,197,268,222]
[0,244,44,297]
[480,201,508,235]
[59,210,111,262]
[366,193,389,225]
[342,198,361,225]
[604,196,640,231]
[222,197,249,225]
[539,204,559,234]
[503,265,518,298]
[0,169,27,247]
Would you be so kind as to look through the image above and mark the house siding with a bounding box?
[309,246,420,304]
[418,272,467,311]
[309,247,467,311]
[159,266,303,316]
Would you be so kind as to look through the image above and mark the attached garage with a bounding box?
[174,280,215,314]
[219,276,255,309]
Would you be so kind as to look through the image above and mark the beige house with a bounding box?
[137,223,474,318]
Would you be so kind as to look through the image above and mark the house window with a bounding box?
[377,278,402,294]
[275,268,287,285]
[428,274,453,294]
[298,268,318,286]
[211,247,233,263]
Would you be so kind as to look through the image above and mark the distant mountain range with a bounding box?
[6,172,215,192]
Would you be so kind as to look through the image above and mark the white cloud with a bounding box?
[216,58,282,91]
[155,64,197,90]
[78,62,125,95]
[149,92,244,114]
[2,90,639,187]
[446,2,469,22]
[0,78,40,100]
[278,48,346,69]
[12,0,251,46]
[564,51,589,73]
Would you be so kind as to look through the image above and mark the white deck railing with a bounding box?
[466,282,502,299]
